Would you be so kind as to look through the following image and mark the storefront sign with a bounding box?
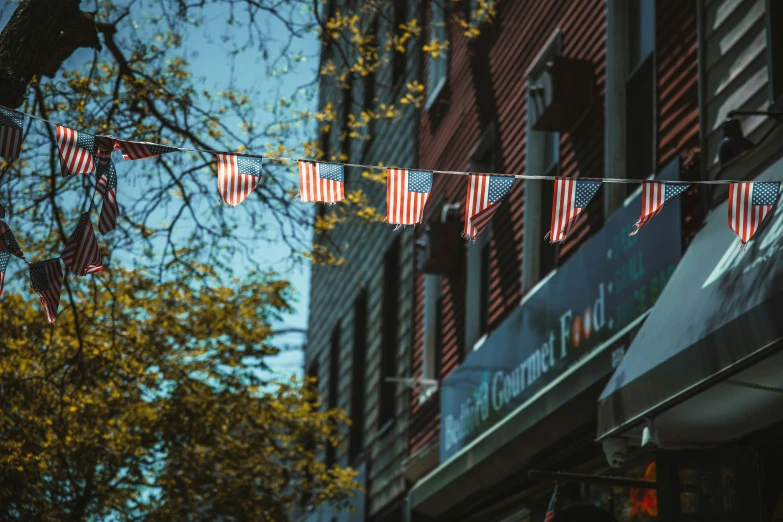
[439,167,685,463]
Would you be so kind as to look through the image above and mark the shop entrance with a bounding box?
[657,449,761,522]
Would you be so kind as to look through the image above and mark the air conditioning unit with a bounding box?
[530,56,595,133]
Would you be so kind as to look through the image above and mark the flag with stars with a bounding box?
[55,124,96,175]
[631,181,690,235]
[544,484,560,522]
[0,248,9,297]
[29,259,63,324]
[61,214,103,276]
[728,182,780,247]
[117,140,178,160]
[548,178,601,243]
[298,161,345,203]
[387,168,433,225]
[216,153,261,206]
[464,174,515,239]
[96,160,119,235]
[0,107,23,159]
[0,220,24,259]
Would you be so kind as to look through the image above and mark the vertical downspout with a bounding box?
[604,0,629,217]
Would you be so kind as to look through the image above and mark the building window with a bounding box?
[425,0,449,111]
[349,290,367,461]
[626,0,655,180]
[465,123,497,350]
[522,30,562,292]
[378,239,400,431]
[392,1,407,87]
[300,360,319,507]
[766,0,783,107]
[421,275,442,401]
[326,324,340,466]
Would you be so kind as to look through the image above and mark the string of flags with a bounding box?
[0,105,781,323]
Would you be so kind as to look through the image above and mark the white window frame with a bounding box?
[425,0,449,111]
[522,30,563,292]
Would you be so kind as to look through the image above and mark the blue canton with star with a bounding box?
[148,143,177,155]
[318,163,344,182]
[77,132,96,154]
[488,176,515,203]
[575,180,601,209]
[0,249,9,274]
[1,229,21,256]
[30,264,50,292]
[407,170,433,193]
[663,183,690,205]
[237,156,262,176]
[0,108,22,130]
[97,161,117,191]
[752,182,780,206]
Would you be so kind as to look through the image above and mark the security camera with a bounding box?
[641,421,660,449]
[602,437,627,468]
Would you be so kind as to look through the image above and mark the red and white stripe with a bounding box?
[97,189,119,235]
[32,260,63,324]
[549,178,578,243]
[631,182,665,236]
[298,161,344,203]
[386,168,429,225]
[0,125,22,159]
[55,125,94,175]
[464,174,499,239]
[118,140,157,160]
[729,183,772,245]
[216,153,259,206]
[95,136,119,165]
[61,216,103,276]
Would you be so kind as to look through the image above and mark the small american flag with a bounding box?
[0,107,23,159]
[631,182,690,235]
[0,220,24,258]
[298,161,345,203]
[464,174,515,239]
[96,161,119,235]
[728,182,780,247]
[387,168,433,225]
[216,153,261,206]
[548,178,601,243]
[544,484,559,522]
[0,248,9,297]
[30,259,63,324]
[95,135,120,165]
[56,124,96,175]
[61,214,103,276]
[117,140,178,160]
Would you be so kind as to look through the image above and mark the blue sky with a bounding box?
[0,1,320,378]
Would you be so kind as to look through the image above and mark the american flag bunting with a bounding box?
[96,160,119,235]
[298,161,345,203]
[30,259,63,324]
[544,484,559,522]
[728,182,780,248]
[117,140,178,160]
[631,182,690,235]
[0,248,9,297]
[61,214,103,276]
[216,153,261,206]
[386,168,433,225]
[464,174,515,239]
[95,135,120,165]
[0,220,24,259]
[548,178,601,243]
[55,124,96,175]
[0,107,23,159]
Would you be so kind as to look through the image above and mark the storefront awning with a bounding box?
[598,157,783,441]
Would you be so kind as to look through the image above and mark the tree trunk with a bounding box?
[0,0,101,108]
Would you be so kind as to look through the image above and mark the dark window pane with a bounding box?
[629,0,655,71]
[349,291,367,461]
[539,164,559,276]
[479,243,490,335]
[626,56,655,179]
[379,240,400,429]
[326,325,340,466]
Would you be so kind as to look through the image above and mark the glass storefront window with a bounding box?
[587,459,657,521]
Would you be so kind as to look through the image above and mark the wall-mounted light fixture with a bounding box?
[718,109,783,167]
